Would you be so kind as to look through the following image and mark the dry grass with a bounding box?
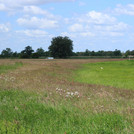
[0,59,133,108]
[0,59,125,91]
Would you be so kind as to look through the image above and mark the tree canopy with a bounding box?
[20,46,34,58]
[48,36,73,58]
[1,48,13,58]
[36,47,45,57]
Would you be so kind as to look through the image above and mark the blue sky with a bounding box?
[0,0,134,52]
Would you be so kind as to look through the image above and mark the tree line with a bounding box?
[0,36,133,59]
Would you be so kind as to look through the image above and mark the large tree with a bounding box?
[20,46,34,58]
[1,48,13,58]
[114,49,122,56]
[36,47,45,57]
[48,36,73,58]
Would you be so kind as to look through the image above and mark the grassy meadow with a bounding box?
[0,59,133,134]
[74,60,134,90]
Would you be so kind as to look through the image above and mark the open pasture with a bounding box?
[0,59,133,134]
[74,60,134,90]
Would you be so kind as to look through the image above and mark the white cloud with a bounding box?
[23,6,55,18]
[94,22,128,32]
[17,16,58,29]
[61,31,95,38]
[66,11,128,38]
[0,23,10,32]
[61,32,77,38]
[0,0,75,12]
[80,32,95,37]
[69,23,83,32]
[16,30,48,37]
[78,11,116,25]
[114,4,134,15]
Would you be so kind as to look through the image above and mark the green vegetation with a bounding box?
[69,56,123,59]
[0,89,132,134]
[74,60,134,90]
[2,39,132,59]
[0,59,133,133]
[0,62,23,74]
[49,36,73,58]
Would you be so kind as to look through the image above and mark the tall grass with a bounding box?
[0,90,132,134]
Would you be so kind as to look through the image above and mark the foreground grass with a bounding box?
[74,60,134,90]
[0,89,132,134]
[0,59,133,133]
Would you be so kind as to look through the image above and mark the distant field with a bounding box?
[74,60,134,90]
[0,59,133,133]
[69,56,123,59]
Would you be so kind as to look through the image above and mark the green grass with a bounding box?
[0,62,23,74]
[0,89,132,134]
[74,60,134,90]
[69,56,123,59]
[0,60,133,133]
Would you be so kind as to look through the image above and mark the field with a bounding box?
[74,60,134,90]
[0,59,134,134]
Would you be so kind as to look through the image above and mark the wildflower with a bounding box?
[67,92,70,95]
[100,67,103,69]
[74,91,79,95]
[71,92,74,96]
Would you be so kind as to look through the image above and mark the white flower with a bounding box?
[74,91,79,95]
[100,67,103,69]
[71,92,74,96]
[67,92,70,95]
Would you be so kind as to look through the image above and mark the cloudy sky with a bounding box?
[0,0,134,52]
